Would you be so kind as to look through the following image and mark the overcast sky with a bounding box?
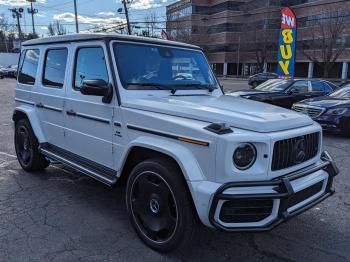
[0,0,175,36]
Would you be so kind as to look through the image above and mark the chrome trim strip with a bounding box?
[15,98,35,105]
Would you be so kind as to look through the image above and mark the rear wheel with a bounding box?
[126,158,197,253]
[252,81,258,88]
[14,119,50,171]
[344,121,350,138]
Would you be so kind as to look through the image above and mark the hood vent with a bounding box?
[204,123,233,135]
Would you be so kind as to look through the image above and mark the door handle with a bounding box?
[36,102,44,108]
[66,109,76,116]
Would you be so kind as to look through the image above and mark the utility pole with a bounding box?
[27,0,38,35]
[9,8,24,39]
[73,0,79,33]
[122,0,131,35]
[236,34,241,76]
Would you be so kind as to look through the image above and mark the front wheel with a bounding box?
[344,121,350,138]
[14,119,50,171]
[126,158,197,253]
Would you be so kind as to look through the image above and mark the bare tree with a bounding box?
[47,21,67,36]
[301,10,348,78]
[0,14,13,52]
[143,11,158,38]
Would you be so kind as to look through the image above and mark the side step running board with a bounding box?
[40,146,117,186]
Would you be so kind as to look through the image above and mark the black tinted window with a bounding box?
[74,47,108,89]
[290,81,309,93]
[311,81,326,92]
[43,49,68,88]
[18,49,40,85]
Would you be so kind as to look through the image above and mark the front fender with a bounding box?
[119,136,212,226]
[119,136,206,182]
[13,105,46,143]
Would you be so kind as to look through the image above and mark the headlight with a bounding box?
[233,143,257,170]
[325,108,348,115]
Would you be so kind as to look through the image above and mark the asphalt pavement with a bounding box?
[0,78,349,261]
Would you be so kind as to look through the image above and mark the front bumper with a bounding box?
[208,151,339,232]
[314,115,347,133]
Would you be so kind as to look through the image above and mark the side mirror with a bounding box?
[80,79,109,96]
[288,88,299,95]
[80,79,113,103]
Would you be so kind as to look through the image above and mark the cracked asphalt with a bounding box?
[0,78,349,261]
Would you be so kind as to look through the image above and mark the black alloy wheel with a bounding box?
[16,125,32,166]
[126,158,197,253]
[130,171,178,243]
[14,119,49,171]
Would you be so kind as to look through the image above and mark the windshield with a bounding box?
[113,42,218,91]
[330,86,350,99]
[255,79,292,91]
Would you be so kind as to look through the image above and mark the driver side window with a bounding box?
[290,81,309,93]
[74,47,109,90]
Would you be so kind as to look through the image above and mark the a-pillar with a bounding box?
[341,62,348,80]
[223,62,228,77]
[308,62,314,78]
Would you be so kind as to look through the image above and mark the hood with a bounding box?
[227,89,279,97]
[123,95,314,133]
[297,96,350,108]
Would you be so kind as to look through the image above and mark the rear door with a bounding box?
[64,42,115,169]
[16,49,40,107]
[33,46,69,146]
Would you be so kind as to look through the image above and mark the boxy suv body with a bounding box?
[13,34,338,252]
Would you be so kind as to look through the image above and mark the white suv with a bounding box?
[13,34,338,252]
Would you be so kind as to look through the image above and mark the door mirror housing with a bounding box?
[288,88,299,95]
[80,79,113,103]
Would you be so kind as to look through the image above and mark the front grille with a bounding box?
[272,132,319,171]
[293,105,325,118]
[288,181,323,208]
[219,199,273,223]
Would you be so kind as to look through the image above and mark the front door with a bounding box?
[281,80,311,108]
[64,42,115,169]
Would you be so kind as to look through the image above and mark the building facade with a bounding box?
[166,0,350,79]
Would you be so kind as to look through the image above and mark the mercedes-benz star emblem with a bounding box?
[293,138,306,164]
[150,199,160,214]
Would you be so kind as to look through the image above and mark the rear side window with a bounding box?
[311,81,326,92]
[43,48,68,88]
[74,47,109,90]
[18,49,40,85]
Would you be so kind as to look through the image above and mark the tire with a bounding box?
[344,121,350,138]
[252,81,258,88]
[14,118,50,171]
[126,158,198,253]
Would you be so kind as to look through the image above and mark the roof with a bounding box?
[22,33,200,50]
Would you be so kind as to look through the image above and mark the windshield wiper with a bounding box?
[126,83,177,94]
[174,83,216,92]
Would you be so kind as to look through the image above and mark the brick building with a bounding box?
[166,0,350,79]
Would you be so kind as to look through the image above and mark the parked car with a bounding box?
[3,65,18,78]
[13,34,338,252]
[227,79,338,109]
[292,85,350,136]
[0,66,5,79]
[248,72,278,87]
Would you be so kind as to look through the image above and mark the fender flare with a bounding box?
[12,105,46,143]
[119,136,206,182]
[119,136,209,224]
